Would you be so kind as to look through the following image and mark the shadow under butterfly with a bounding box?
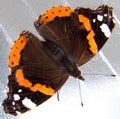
[2,5,116,116]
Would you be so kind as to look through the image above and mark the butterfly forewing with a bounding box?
[2,31,68,115]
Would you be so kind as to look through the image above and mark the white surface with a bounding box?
[0,0,120,119]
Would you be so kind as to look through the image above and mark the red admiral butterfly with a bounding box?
[2,5,116,116]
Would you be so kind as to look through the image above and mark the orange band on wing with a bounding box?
[40,6,74,24]
[15,69,55,95]
[78,15,98,54]
[15,69,32,87]
[8,34,29,68]
[31,84,55,96]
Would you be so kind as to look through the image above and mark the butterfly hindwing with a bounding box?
[34,6,89,64]
[34,5,116,66]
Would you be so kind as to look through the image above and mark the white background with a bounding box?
[0,0,120,119]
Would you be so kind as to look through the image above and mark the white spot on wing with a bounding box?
[113,18,116,24]
[97,15,103,21]
[93,18,96,23]
[18,89,22,93]
[104,13,107,17]
[12,101,15,105]
[22,97,36,109]
[13,94,20,101]
[16,111,21,115]
[100,23,111,38]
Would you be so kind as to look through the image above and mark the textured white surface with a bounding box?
[0,0,120,119]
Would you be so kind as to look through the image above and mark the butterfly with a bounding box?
[2,5,116,115]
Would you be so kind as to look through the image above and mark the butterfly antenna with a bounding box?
[83,73,116,77]
[77,79,84,106]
